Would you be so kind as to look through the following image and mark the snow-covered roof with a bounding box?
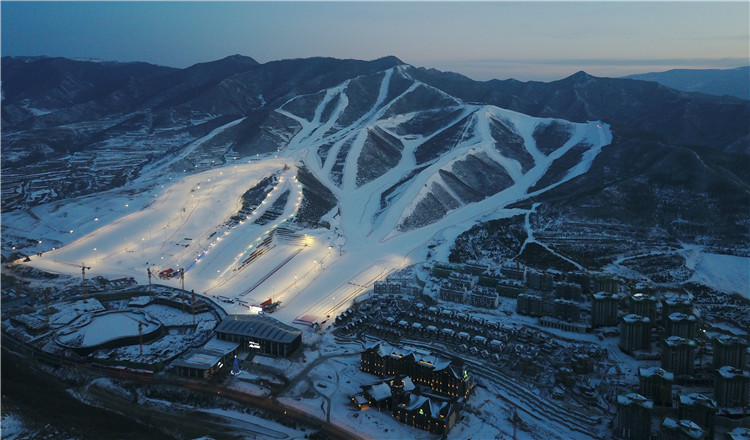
[664,336,696,347]
[617,393,653,409]
[368,382,392,402]
[172,349,225,370]
[630,293,656,302]
[639,366,674,381]
[592,291,616,300]
[622,313,650,324]
[661,418,704,439]
[668,312,696,322]
[714,334,748,346]
[678,393,716,410]
[728,427,750,440]
[717,366,750,379]
[202,336,241,353]
[664,293,692,305]
[215,314,301,344]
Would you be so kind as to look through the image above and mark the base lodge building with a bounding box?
[214,314,302,357]
[360,342,473,399]
[357,342,470,434]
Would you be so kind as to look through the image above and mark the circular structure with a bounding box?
[55,310,164,356]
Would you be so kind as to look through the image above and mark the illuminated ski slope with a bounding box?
[23,68,613,325]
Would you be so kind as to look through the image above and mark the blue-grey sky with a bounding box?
[2,1,748,81]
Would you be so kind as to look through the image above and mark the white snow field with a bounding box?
[19,68,615,327]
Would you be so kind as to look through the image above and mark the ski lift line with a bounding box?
[172,170,301,277]
[238,248,303,297]
[215,184,303,278]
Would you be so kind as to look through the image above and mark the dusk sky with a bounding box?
[2,1,748,82]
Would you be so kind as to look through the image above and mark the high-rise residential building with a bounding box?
[677,393,716,440]
[712,335,748,370]
[620,314,651,352]
[714,366,750,408]
[666,313,698,339]
[517,293,543,317]
[660,418,705,440]
[639,366,674,406]
[629,293,657,324]
[592,291,619,327]
[593,275,619,294]
[662,293,693,321]
[662,336,697,376]
[555,281,582,301]
[615,393,653,440]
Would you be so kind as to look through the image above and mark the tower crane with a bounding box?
[81,263,91,300]
[55,261,92,300]
[179,268,185,312]
[146,266,153,299]
[124,313,146,357]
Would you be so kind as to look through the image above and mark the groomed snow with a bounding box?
[18,70,614,332]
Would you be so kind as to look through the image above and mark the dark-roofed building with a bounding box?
[629,293,657,324]
[469,286,499,309]
[592,291,619,327]
[714,366,750,408]
[360,342,473,398]
[620,314,651,352]
[616,392,653,440]
[215,314,302,357]
[666,313,698,339]
[639,367,674,406]
[662,336,697,376]
[678,393,716,440]
[172,337,239,378]
[712,335,748,370]
[393,392,460,435]
[660,418,705,440]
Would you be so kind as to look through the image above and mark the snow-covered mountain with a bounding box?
[2,55,749,298]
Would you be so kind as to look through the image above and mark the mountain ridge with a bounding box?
[2,54,748,271]
[623,66,750,100]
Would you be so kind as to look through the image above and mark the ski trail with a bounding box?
[139,117,246,178]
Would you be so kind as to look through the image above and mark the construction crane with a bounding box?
[146,266,153,299]
[55,261,92,300]
[191,289,196,325]
[43,288,51,324]
[179,268,185,311]
[124,314,146,357]
[81,263,92,301]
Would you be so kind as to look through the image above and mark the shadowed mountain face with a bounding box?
[2,55,748,266]
[623,66,750,100]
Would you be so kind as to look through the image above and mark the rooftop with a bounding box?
[664,336,696,347]
[662,418,704,439]
[678,393,717,410]
[215,314,302,344]
[617,392,653,409]
[639,366,674,381]
[623,313,650,323]
[717,366,750,379]
[668,312,696,322]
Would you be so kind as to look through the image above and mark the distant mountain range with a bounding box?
[2,55,748,273]
[623,66,749,100]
